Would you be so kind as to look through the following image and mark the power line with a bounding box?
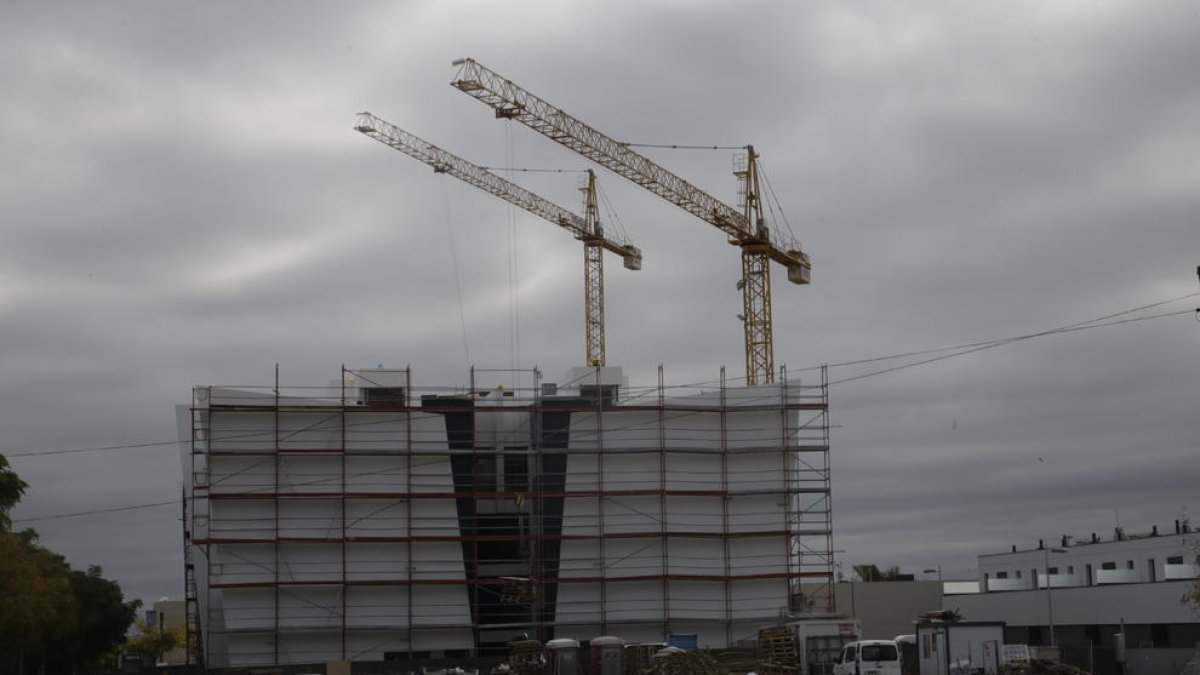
[5,439,179,458]
[816,290,1200,373]
[828,307,1195,386]
[7,299,1190,526]
[13,500,177,524]
[2,292,1195,461]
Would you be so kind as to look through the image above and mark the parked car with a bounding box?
[832,640,902,675]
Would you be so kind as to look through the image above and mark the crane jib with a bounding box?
[449,58,813,385]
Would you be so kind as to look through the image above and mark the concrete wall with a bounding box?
[802,581,943,640]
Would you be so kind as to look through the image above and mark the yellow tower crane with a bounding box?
[355,112,642,367]
[449,58,811,385]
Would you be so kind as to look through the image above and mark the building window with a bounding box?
[997,571,1008,579]
[1015,570,1022,579]
[1167,556,1184,565]
[1048,567,1059,575]
[1101,562,1117,570]
[1067,565,1074,575]
[1126,560,1134,570]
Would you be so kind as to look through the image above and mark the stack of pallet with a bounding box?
[757,627,802,675]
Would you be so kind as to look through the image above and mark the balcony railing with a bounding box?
[1037,572,1083,588]
[1095,568,1141,585]
[1163,563,1200,580]
[986,577,1032,592]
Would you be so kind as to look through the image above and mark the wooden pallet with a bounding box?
[758,628,802,675]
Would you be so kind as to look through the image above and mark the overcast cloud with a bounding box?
[3,1,1198,605]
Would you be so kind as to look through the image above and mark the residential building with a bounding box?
[152,599,188,666]
[947,524,1200,675]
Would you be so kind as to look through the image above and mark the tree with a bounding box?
[1184,544,1200,613]
[125,621,186,664]
[0,454,78,674]
[45,565,142,673]
[0,454,139,674]
[853,564,907,582]
[0,453,29,532]
[0,531,79,675]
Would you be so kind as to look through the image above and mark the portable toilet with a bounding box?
[590,636,625,675]
[546,638,581,675]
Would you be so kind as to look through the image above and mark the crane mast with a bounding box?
[355,112,641,367]
[450,58,811,385]
[581,169,606,366]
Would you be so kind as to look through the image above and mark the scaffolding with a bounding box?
[181,364,833,667]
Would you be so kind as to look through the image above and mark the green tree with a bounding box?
[0,453,29,531]
[1,455,77,674]
[74,566,141,668]
[0,454,139,674]
[124,620,185,664]
[853,564,905,581]
[0,531,79,675]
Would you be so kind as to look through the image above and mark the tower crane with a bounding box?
[355,112,642,367]
[449,58,811,385]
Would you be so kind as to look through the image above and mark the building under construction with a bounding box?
[180,365,832,667]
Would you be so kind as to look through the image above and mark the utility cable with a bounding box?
[804,290,1200,377]
[14,500,177,524]
[828,307,1195,386]
[6,439,179,458]
[3,292,1193,461]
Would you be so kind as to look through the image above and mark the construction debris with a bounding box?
[915,608,962,623]
[646,649,731,675]
[506,639,545,675]
[998,659,1092,675]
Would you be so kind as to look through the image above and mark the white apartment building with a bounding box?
[947,525,1200,674]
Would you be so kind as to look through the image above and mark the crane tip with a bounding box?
[452,58,469,66]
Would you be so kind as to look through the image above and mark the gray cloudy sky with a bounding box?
[3,1,1199,606]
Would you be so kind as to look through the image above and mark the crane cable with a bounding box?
[595,181,632,246]
[756,158,800,245]
[505,124,522,377]
[621,142,746,150]
[439,176,472,368]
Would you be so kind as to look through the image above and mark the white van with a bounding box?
[832,640,902,675]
